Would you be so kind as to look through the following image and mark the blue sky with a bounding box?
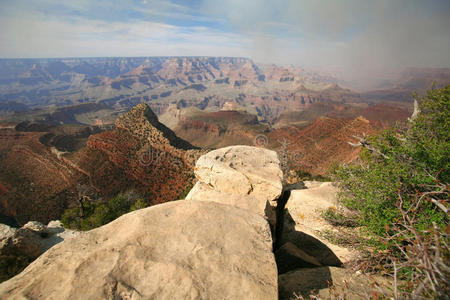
[0,0,449,74]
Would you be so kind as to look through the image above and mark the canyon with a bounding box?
[3,56,442,125]
[0,56,447,228]
[0,104,201,226]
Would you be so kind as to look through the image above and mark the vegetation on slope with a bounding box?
[332,85,449,298]
[61,190,147,231]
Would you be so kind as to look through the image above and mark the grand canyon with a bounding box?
[3,56,445,226]
[1,0,449,298]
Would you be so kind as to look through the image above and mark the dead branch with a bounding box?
[347,133,390,159]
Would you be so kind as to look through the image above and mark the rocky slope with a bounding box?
[170,110,380,176]
[68,103,203,203]
[171,108,265,148]
[269,116,377,175]
[0,126,85,224]
[0,103,202,225]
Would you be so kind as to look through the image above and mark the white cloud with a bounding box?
[0,11,250,58]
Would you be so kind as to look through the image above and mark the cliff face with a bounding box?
[74,103,203,204]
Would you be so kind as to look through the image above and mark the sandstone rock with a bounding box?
[186,145,283,223]
[281,182,358,265]
[0,220,79,282]
[279,267,394,300]
[42,220,79,251]
[10,228,46,258]
[0,224,16,249]
[22,221,46,233]
[0,201,278,299]
[0,224,15,241]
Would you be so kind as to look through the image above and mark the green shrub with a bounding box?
[332,85,449,243]
[331,86,449,297]
[294,170,331,182]
[61,190,148,230]
[178,185,193,199]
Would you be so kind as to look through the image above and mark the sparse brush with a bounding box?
[385,188,449,299]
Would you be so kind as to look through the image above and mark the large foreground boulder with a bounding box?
[186,145,283,224]
[0,200,278,299]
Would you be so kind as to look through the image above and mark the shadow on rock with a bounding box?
[274,186,342,275]
[281,211,343,268]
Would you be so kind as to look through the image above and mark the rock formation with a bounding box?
[71,103,203,203]
[0,221,78,282]
[186,145,283,225]
[0,201,278,299]
[279,182,358,267]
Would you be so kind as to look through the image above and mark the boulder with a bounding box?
[22,221,46,233]
[0,224,16,240]
[186,145,283,224]
[0,200,278,299]
[0,224,16,249]
[10,227,46,258]
[0,220,79,282]
[281,182,358,265]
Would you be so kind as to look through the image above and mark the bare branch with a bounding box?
[430,198,448,213]
[348,134,390,159]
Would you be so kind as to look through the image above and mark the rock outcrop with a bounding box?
[280,182,358,267]
[186,145,283,225]
[74,103,204,203]
[0,201,278,299]
[115,102,195,151]
[1,221,78,258]
[0,221,78,282]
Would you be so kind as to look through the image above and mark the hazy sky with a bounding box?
[1,0,449,73]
